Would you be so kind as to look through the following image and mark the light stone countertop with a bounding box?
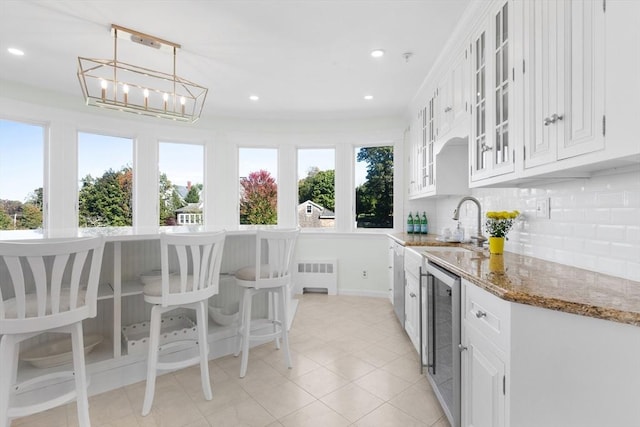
[389,233,640,327]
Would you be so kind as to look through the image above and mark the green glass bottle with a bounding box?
[420,212,428,234]
[414,212,420,234]
[407,212,414,234]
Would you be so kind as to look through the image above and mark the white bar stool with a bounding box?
[141,231,225,416]
[233,229,299,378]
[0,237,105,427]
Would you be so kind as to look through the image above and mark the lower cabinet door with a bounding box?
[462,325,506,427]
[404,272,420,353]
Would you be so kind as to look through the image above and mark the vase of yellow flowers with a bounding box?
[485,210,519,254]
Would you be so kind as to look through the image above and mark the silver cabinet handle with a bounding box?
[475,310,487,318]
[444,106,453,113]
[410,292,417,298]
[544,113,564,126]
[481,142,493,152]
[458,344,468,351]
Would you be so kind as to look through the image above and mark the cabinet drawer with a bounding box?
[404,248,424,277]
[464,280,510,351]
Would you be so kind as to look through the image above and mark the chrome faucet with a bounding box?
[452,196,486,247]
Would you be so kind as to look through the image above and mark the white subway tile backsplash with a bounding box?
[420,169,640,281]
[611,207,640,225]
[596,225,627,243]
[610,243,640,262]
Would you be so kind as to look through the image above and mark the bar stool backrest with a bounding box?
[159,231,226,307]
[253,229,299,289]
[0,236,105,335]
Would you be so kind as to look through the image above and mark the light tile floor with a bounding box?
[14,294,450,427]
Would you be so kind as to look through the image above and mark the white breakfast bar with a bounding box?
[0,226,298,402]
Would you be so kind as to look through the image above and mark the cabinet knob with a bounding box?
[481,143,493,153]
[444,106,453,113]
[475,310,487,318]
[410,292,417,298]
[458,344,468,352]
[544,113,564,126]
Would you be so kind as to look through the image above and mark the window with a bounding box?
[238,147,278,225]
[355,145,393,229]
[78,132,133,227]
[0,119,44,230]
[297,148,335,229]
[158,142,204,226]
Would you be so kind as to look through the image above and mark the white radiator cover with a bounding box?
[294,259,338,295]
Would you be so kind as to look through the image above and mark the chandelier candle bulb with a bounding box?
[163,93,169,111]
[180,96,186,115]
[100,80,108,100]
[143,88,149,109]
[122,84,129,105]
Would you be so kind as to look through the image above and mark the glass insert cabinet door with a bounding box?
[470,1,516,182]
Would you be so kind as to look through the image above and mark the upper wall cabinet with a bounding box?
[439,46,470,141]
[469,1,518,185]
[522,0,605,170]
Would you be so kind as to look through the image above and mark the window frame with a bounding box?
[0,116,48,233]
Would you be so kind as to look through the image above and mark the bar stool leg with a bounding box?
[142,306,162,416]
[234,291,245,358]
[239,289,252,378]
[70,323,91,427]
[271,292,280,350]
[196,300,213,400]
[0,335,17,427]
[278,287,292,369]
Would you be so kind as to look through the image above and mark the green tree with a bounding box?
[159,173,184,225]
[25,187,43,209]
[184,185,201,203]
[19,203,42,229]
[79,167,133,227]
[240,170,277,225]
[0,209,12,229]
[298,168,335,211]
[355,146,393,228]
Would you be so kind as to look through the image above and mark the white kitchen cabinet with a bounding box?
[522,0,605,170]
[462,324,506,427]
[438,45,470,141]
[461,280,510,427]
[403,248,423,353]
[461,278,640,427]
[469,0,518,185]
[408,90,469,200]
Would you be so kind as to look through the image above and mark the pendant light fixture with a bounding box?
[77,25,208,123]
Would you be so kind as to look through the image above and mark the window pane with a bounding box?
[0,120,44,230]
[239,148,278,225]
[159,142,204,226]
[355,146,393,229]
[297,148,335,229]
[78,132,133,227]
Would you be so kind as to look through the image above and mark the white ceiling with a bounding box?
[0,0,470,121]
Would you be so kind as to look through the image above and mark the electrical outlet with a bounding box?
[536,198,550,219]
[361,270,368,279]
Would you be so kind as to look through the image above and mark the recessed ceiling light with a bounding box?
[364,95,374,100]
[7,47,24,56]
[249,95,259,101]
[370,49,385,58]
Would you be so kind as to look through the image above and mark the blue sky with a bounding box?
[1,119,367,203]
